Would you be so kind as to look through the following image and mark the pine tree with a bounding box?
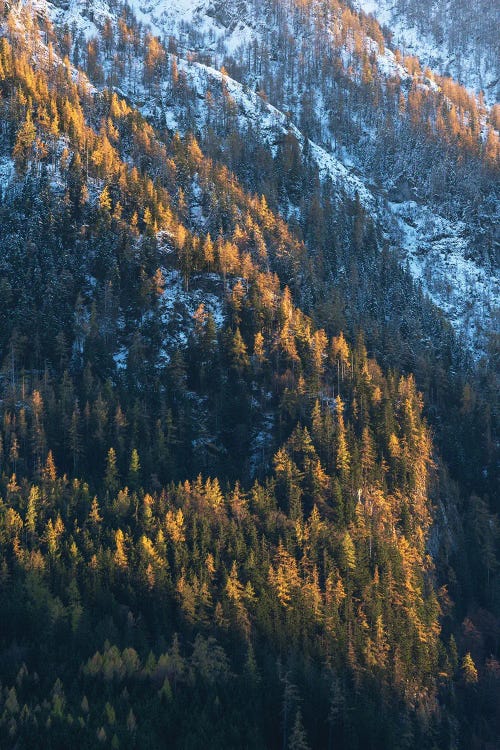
[25,486,39,536]
[104,448,119,496]
[341,532,356,573]
[288,709,310,750]
[461,653,478,685]
[13,112,36,173]
[128,449,141,491]
[89,497,102,525]
[114,529,128,570]
[43,450,57,484]
[335,397,350,478]
[231,328,250,374]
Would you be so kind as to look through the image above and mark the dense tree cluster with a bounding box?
[0,367,446,748]
[359,0,500,104]
[0,3,498,748]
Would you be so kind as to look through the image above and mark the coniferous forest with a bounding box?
[0,0,498,748]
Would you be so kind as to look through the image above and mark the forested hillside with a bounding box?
[0,1,498,748]
[356,0,500,104]
[42,0,499,356]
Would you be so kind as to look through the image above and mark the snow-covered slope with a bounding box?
[152,54,498,357]
[47,0,257,51]
[21,0,500,359]
[356,0,500,105]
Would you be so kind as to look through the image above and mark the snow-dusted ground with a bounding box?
[356,0,499,105]
[171,57,377,206]
[131,0,265,58]
[387,201,499,351]
[158,55,498,359]
[0,158,14,198]
[11,0,500,360]
[159,269,224,354]
[34,0,111,40]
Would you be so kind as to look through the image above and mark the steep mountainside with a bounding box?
[0,1,498,748]
[40,0,500,359]
[356,0,500,105]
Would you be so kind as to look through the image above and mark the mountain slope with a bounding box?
[0,19,453,748]
[356,0,500,105]
[39,0,500,359]
[0,1,498,748]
